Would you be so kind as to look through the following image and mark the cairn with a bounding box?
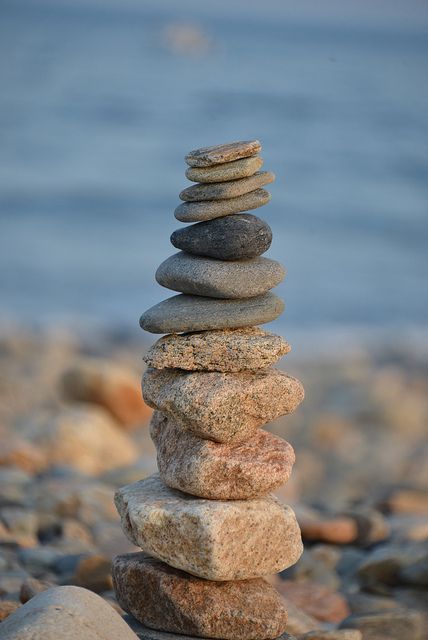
[112,140,305,640]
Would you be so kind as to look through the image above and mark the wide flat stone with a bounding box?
[113,553,289,640]
[144,327,290,372]
[185,155,263,183]
[179,171,275,202]
[139,292,284,334]
[170,213,272,260]
[150,411,295,499]
[0,585,139,640]
[155,252,285,299]
[185,139,261,167]
[142,367,304,443]
[115,474,303,581]
[175,188,270,222]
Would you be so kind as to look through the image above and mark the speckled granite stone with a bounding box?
[185,155,263,183]
[142,367,304,443]
[175,188,271,222]
[150,411,295,499]
[114,474,303,581]
[113,553,288,640]
[185,140,261,167]
[139,292,284,334]
[155,252,285,299]
[170,213,272,260]
[143,327,290,372]
[179,171,275,202]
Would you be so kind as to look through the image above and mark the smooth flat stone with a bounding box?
[139,292,284,334]
[115,474,303,581]
[150,411,295,499]
[144,327,290,372]
[185,155,263,183]
[114,553,289,640]
[179,171,275,202]
[142,367,304,443]
[170,213,272,260]
[155,252,285,299]
[175,188,270,222]
[185,139,261,167]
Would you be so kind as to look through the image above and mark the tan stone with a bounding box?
[142,367,304,443]
[185,155,263,183]
[185,139,261,167]
[115,474,303,581]
[61,358,152,429]
[277,581,350,624]
[299,632,362,640]
[175,188,271,222]
[179,171,275,202]
[150,411,295,499]
[20,577,54,603]
[113,552,288,640]
[0,601,20,622]
[144,327,290,372]
[73,554,113,593]
[299,513,358,545]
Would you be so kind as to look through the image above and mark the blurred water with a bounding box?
[1,0,427,347]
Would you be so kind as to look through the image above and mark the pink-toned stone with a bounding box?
[113,552,288,640]
[150,411,295,499]
[277,581,350,624]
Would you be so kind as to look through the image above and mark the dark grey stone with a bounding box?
[170,213,272,260]
[139,292,284,334]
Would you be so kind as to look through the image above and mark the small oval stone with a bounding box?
[179,171,275,202]
[185,139,261,167]
[139,292,284,334]
[185,156,263,183]
[175,188,271,223]
[155,252,285,299]
[170,213,272,260]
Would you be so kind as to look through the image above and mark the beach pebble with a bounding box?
[185,155,263,183]
[277,581,350,624]
[142,367,304,443]
[140,292,284,334]
[0,585,139,640]
[73,554,113,593]
[299,632,362,640]
[20,577,54,603]
[0,601,20,622]
[113,552,288,640]
[179,171,275,202]
[299,512,359,545]
[156,252,284,299]
[170,213,272,260]
[144,327,290,372]
[175,188,270,222]
[115,474,303,581]
[150,411,295,499]
[339,610,424,639]
[185,139,261,167]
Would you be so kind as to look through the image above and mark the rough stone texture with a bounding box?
[179,171,275,202]
[185,155,263,183]
[144,327,290,372]
[339,610,424,639]
[185,139,262,167]
[170,213,272,260]
[155,252,285,299]
[0,585,139,640]
[115,474,303,581]
[113,552,288,640]
[277,581,350,624]
[150,411,295,499]
[140,292,284,334]
[142,367,304,443]
[175,188,271,222]
[61,358,152,429]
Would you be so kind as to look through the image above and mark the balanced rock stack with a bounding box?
[112,140,305,640]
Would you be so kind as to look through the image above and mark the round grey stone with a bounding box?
[179,171,275,202]
[185,139,261,167]
[139,293,284,334]
[155,252,285,299]
[185,156,263,183]
[175,188,271,223]
[170,213,272,260]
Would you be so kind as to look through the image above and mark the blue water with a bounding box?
[1,0,428,345]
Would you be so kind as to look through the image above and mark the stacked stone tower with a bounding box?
[112,140,305,640]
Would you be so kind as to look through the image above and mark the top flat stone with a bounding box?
[185,155,263,183]
[185,140,262,167]
[179,171,275,202]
